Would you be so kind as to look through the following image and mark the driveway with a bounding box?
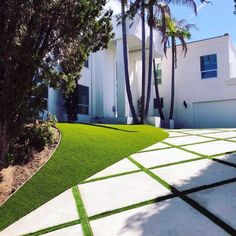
[1,128,236,236]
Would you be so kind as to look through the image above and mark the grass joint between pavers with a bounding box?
[72,186,94,236]
[127,156,236,235]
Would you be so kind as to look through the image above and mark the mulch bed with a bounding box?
[0,127,60,205]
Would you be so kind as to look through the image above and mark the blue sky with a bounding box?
[106,0,236,43]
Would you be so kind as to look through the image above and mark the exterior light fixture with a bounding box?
[183,100,188,109]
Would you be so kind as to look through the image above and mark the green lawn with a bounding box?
[0,123,168,231]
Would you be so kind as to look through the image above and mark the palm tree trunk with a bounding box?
[0,121,8,163]
[144,5,153,120]
[169,36,175,120]
[153,59,165,120]
[121,1,139,124]
[140,0,146,124]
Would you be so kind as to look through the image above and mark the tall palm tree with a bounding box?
[145,1,170,120]
[166,18,195,120]
[121,0,139,124]
[126,0,146,124]
[140,0,146,124]
[122,0,198,124]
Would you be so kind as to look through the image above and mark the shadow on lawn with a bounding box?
[81,123,139,133]
[118,154,236,235]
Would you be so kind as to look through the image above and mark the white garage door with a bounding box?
[193,100,236,128]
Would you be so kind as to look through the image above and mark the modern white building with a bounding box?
[48,15,164,125]
[157,33,236,128]
[47,15,236,128]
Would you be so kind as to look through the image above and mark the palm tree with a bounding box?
[120,0,139,124]
[140,0,146,124]
[144,1,170,120]
[121,0,197,124]
[166,17,195,120]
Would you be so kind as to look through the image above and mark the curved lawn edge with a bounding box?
[0,123,168,231]
[0,127,62,206]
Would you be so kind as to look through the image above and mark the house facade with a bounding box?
[48,15,164,125]
[47,15,236,128]
[157,34,236,128]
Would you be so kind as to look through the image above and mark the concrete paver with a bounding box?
[1,128,236,236]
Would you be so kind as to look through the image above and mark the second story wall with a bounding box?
[156,34,236,127]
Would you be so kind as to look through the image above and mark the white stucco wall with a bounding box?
[156,34,236,128]
[47,15,170,124]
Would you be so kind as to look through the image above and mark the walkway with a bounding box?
[1,129,236,236]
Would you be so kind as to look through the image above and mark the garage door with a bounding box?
[193,100,236,128]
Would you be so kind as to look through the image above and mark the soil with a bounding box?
[0,127,60,205]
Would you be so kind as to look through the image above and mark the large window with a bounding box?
[78,85,89,115]
[155,63,162,84]
[200,54,217,79]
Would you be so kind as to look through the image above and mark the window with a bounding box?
[42,86,48,109]
[154,98,163,109]
[155,63,162,84]
[84,59,89,68]
[78,85,89,115]
[200,54,217,79]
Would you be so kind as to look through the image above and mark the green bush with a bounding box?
[7,122,55,164]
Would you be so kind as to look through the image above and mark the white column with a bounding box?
[116,39,128,118]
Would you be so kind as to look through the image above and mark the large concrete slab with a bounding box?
[139,142,170,152]
[131,148,199,168]
[189,182,236,229]
[179,129,222,135]
[164,135,213,146]
[214,153,236,164]
[183,140,236,156]
[44,224,83,236]
[0,189,78,236]
[90,198,227,236]
[167,132,190,138]
[87,158,139,180]
[152,159,236,191]
[203,131,236,139]
[228,137,236,141]
[79,172,171,217]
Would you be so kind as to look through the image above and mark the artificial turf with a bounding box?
[0,123,168,231]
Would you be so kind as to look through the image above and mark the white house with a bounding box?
[48,15,164,125]
[47,15,236,128]
[157,34,236,128]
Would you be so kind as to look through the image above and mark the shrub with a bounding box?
[7,122,55,164]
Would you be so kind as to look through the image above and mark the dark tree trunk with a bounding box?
[121,2,139,124]
[169,36,175,120]
[0,121,8,163]
[145,6,153,120]
[140,0,146,124]
[153,59,165,120]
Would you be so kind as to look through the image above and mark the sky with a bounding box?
[106,0,236,44]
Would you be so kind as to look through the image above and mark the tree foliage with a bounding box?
[0,0,114,162]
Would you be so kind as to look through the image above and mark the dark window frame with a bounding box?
[78,85,89,115]
[200,54,218,79]
[155,63,162,84]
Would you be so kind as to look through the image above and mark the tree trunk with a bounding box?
[144,6,153,120]
[0,121,8,163]
[140,0,146,124]
[121,2,139,124]
[169,36,175,120]
[153,59,165,120]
